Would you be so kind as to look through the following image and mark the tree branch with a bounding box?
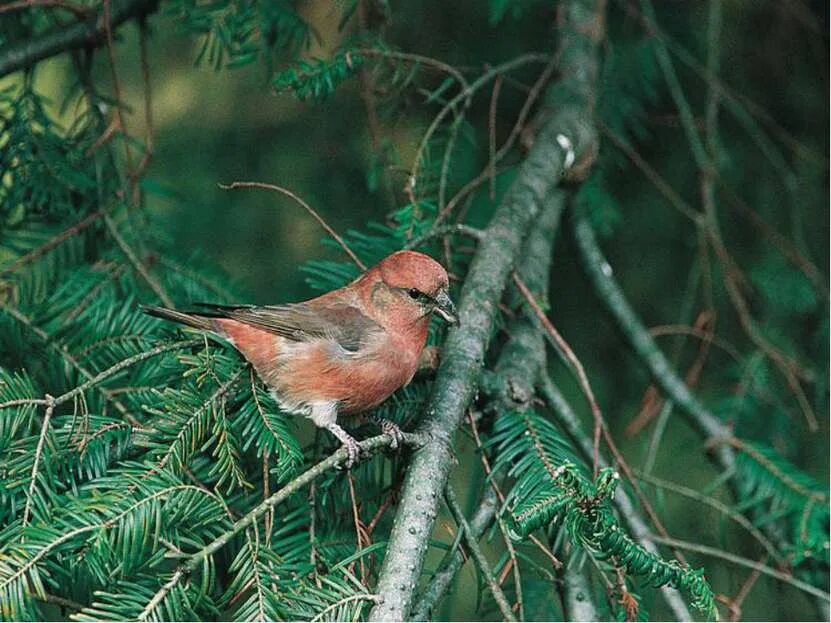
[541,376,694,621]
[369,6,604,617]
[0,0,160,77]
[410,487,499,621]
[560,561,600,622]
[176,432,423,577]
[570,209,735,472]
[411,193,564,619]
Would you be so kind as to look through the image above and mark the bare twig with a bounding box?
[513,271,604,476]
[648,535,830,603]
[444,485,518,623]
[220,181,367,271]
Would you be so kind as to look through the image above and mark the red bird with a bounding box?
[144,250,457,466]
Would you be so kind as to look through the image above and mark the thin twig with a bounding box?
[444,485,518,622]
[648,534,830,602]
[101,0,135,183]
[21,395,56,527]
[635,471,781,563]
[487,75,502,199]
[130,19,155,201]
[407,54,550,215]
[346,472,368,584]
[220,181,366,271]
[436,55,559,229]
[403,223,483,251]
[513,271,604,476]
[726,558,765,622]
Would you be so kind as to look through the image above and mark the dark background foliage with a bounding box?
[0,0,828,620]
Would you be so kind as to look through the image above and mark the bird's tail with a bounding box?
[142,305,218,332]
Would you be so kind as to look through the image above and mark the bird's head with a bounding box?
[360,250,458,329]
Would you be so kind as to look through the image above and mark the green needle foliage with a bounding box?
[0,0,827,621]
[492,409,716,618]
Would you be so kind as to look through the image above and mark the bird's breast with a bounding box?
[271,332,423,415]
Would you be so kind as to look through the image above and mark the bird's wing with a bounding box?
[193,302,381,353]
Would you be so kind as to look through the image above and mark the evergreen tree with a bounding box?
[0,0,827,620]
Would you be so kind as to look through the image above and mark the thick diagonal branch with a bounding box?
[413,192,565,620]
[368,2,604,619]
[0,0,159,77]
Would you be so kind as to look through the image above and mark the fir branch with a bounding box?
[0,483,224,617]
[154,367,245,472]
[0,304,144,425]
[369,1,604,617]
[540,376,695,621]
[173,432,423,578]
[570,207,829,600]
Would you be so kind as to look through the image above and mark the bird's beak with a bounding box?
[434,289,459,325]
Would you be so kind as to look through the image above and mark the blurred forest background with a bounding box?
[0,0,828,621]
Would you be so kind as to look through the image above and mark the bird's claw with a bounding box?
[342,436,362,469]
[377,418,406,450]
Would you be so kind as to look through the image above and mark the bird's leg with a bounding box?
[309,401,361,468]
[369,414,405,450]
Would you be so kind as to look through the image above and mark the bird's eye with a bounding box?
[408,288,421,300]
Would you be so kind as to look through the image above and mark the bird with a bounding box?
[143,250,458,466]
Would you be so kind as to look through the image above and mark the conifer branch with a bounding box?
[370,2,605,617]
[570,208,829,612]
[540,376,698,622]
[0,304,142,425]
[0,339,199,412]
[174,432,423,577]
[0,0,160,77]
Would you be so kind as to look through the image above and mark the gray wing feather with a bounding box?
[194,303,380,352]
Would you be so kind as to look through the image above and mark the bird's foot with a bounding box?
[325,422,363,469]
[372,416,406,450]
[341,435,362,469]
